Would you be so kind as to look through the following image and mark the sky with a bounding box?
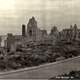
[0,0,80,35]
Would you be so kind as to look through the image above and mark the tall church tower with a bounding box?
[27,17,38,41]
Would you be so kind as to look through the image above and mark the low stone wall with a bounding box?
[0,56,80,79]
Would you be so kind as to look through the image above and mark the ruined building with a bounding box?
[5,33,15,52]
[48,26,59,44]
[60,24,80,41]
[22,24,26,37]
[27,17,42,41]
[4,17,60,51]
[49,26,59,39]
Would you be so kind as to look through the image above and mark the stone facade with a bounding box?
[22,24,26,37]
[49,26,59,43]
[60,24,80,41]
[41,30,48,39]
[4,17,60,51]
[6,17,80,51]
[27,17,37,41]
[5,33,15,51]
[5,34,23,52]
[27,17,43,41]
[50,26,59,38]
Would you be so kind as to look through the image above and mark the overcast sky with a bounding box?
[0,0,80,35]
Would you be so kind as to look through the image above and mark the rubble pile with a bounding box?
[0,40,80,71]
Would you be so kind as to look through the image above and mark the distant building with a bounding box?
[22,24,26,37]
[24,17,60,44]
[5,33,15,51]
[61,28,73,41]
[27,17,42,41]
[5,34,24,52]
[5,17,80,52]
[27,17,37,41]
[0,36,2,47]
[72,24,79,40]
[50,26,59,38]
[49,26,59,43]
[41,29,48,40]
[5,17,78,51]
[60,24,80,41]
[1,35,7,47]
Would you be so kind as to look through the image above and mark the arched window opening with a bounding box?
[29,30,32,37]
